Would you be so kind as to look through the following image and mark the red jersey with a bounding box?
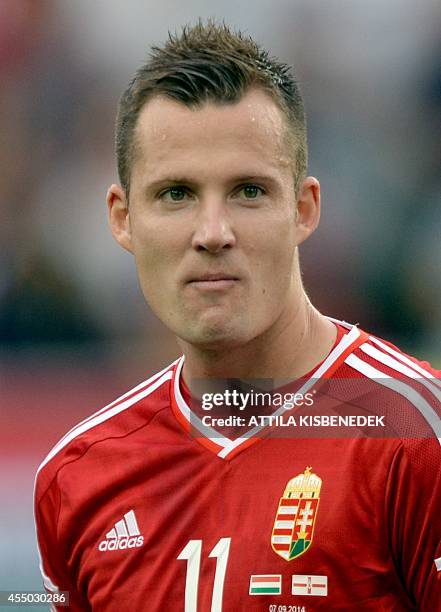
[34,321,441,611]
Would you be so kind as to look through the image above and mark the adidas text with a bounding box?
[99,535,144,551]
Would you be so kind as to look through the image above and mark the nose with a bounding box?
[191,199,236,253]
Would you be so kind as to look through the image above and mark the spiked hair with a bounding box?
[116,20,307,197]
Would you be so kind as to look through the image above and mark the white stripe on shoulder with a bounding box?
[370,336,441,389]
[37,368,174,473]
[325,316,356,331]
[345,353,441,444]
[55,358,180,450]
[359,343,441,404]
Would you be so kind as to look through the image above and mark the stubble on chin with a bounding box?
[177,312,247,351]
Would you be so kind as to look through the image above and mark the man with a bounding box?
[35,22,440,610]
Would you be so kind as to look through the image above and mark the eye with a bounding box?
[238,184,265,199]
[159,186,190,202]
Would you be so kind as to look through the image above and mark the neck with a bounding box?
[178,291,337,386]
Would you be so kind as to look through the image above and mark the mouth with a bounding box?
[186,273,240,291]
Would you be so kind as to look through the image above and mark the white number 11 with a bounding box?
[177,538,231,612]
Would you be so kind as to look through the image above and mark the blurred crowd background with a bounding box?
[1,0,440,602]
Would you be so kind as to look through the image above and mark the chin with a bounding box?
[178,319,249,350]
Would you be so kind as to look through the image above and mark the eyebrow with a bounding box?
[145,177,197,190]
[229,175,277,184]
[144,174,279,192]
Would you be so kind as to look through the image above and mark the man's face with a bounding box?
[109,88,319,349]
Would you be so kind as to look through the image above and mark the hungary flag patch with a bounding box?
[249,575,282,595]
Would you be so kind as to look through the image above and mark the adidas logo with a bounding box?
[98,510,144,552]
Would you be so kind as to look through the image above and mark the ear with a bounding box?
[106,184,133,254]
[295,176,321,246]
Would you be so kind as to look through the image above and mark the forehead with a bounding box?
[131,88,292,182]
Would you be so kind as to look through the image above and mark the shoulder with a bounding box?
[355,328,440,378]
[348,324,441,390]
[333,319,440,442]
[331,317,440,378]
[34,357,181,500]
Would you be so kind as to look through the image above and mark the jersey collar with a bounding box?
[170,321,368,460]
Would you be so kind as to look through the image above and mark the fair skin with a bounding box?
[107,88,336,385]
